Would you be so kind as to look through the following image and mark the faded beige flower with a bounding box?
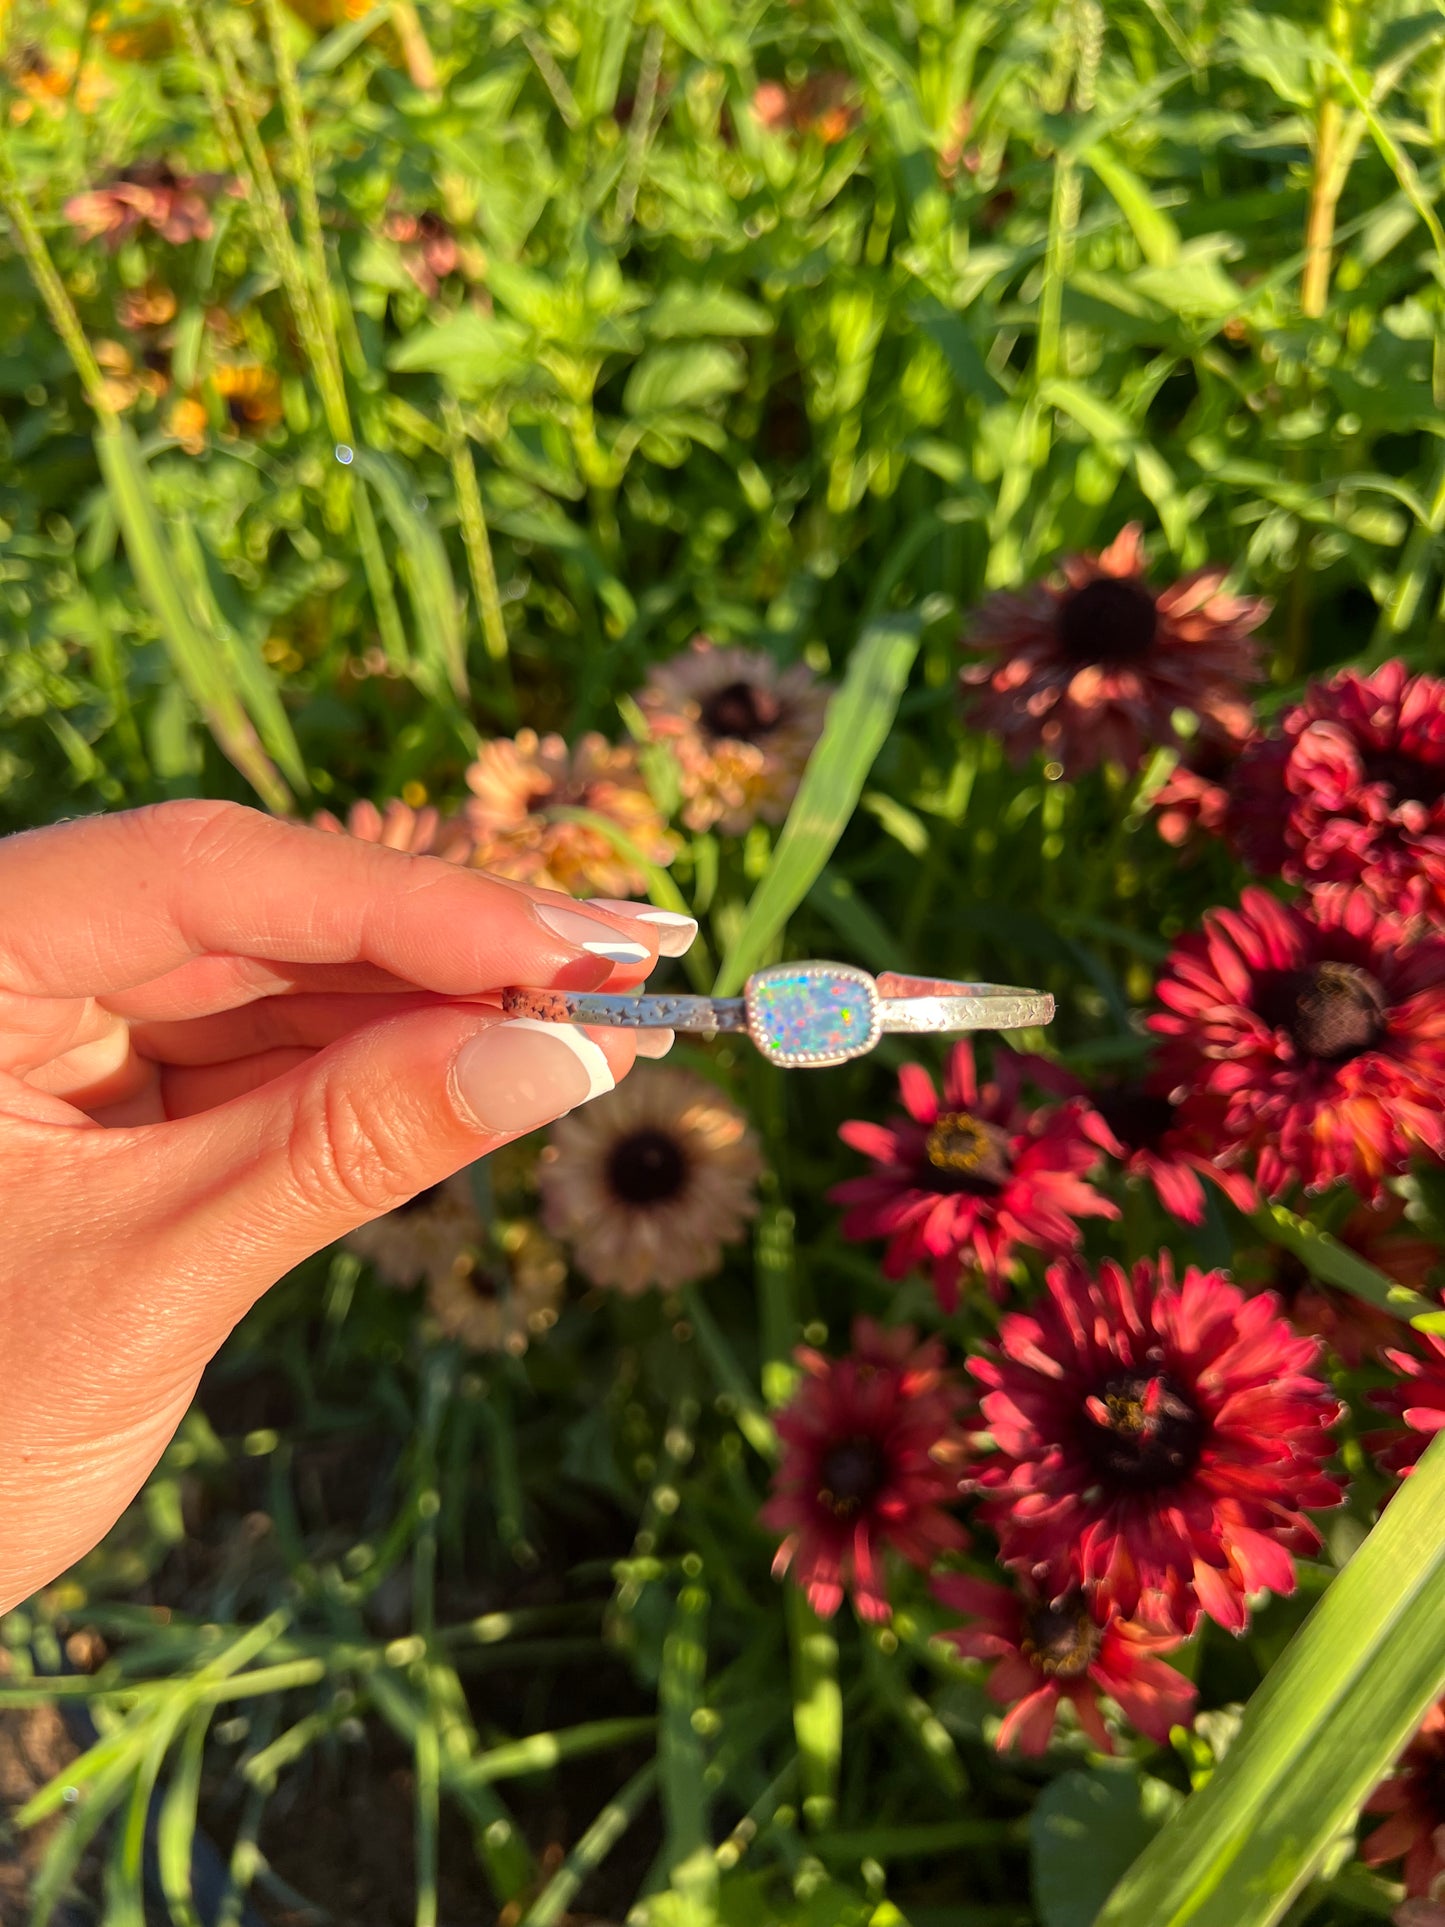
[426,1220,567,1355]
[312,795,474,862]
[539,1067,764,1294]
[344,1172,482,1289]
[464,729,676,897]
[637,638,831,834]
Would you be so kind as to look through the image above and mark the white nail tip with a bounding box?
[585,899,699,958]
[502,1018,615,1101]
[580,937,652,964]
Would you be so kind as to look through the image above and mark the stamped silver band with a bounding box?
[500,963,1054,1069]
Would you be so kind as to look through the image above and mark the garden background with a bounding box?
[9,1,1445,1924]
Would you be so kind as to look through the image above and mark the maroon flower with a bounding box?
[761,1318,969,1622]
[831,1042,1118,1312]
[1369,1331,1445,1479]
[958,523,1268,778]
[1363,1701,1445,1897]
[1149,885,1445,1202]
[1086,1079,1258,1226]
[932,1573,1197,1755]
[1228,663,1445,913]
[971,1254,1343,1634]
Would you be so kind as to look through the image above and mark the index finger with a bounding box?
[0,801,658,999]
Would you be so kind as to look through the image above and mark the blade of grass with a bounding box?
[454,1716,658,1788]
[712,612,921,996]
[1097,1428,1445,1927]
[786,1586,841,1832]
[517,1763,657,1927]
[156,1705,212,1927]
[1251,1200,1435,1325]
[350,447,469,704]
[658,1581,716,1918]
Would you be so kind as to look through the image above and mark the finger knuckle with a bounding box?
[286,1069,416,1217]
[126,797,264,860]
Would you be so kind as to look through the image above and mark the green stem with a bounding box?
[0,147,111,414]
[443,394,516,707]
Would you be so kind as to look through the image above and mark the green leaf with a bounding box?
[93,423,291,812]
[645,283,774,338]
[1097,1429,1445,1927]
[349,448,469,702]
[1032,1769,1179,1927]
[387,310,536,389]
[712,614,921,996]
[300,1,391,73]
[624,343,748,414]
[1084,145,1181,267]
[1251,1200,1434,1325]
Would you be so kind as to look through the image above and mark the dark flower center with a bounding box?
[1093,1086,1174,1154]
[1055,576,1159,668]
[606,1128,689,1206]
[1360,749,1445,810]
[395,1182,447,1218]
[700,679,783,744]
[1082,1371,1205,1488]
[1022,1594,1100,1679]
[1287,962,1388,1064]
[817,1436,889,1517]
[923,1111,1012,1195]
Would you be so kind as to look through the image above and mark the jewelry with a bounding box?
[501,962,1054,1069]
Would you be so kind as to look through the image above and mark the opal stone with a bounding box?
[745,964,880,1067]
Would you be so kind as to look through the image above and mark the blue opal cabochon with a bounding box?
[744,962,882,1068]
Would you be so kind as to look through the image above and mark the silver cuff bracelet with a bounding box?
[501,962,1054,1069]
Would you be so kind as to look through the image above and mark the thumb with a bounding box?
[123,1005,636,1342]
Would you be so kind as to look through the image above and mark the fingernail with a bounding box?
[532,901,651,965]
[587,898,699,959]
[633,1027,675,1060]
[452,1020,614,1133]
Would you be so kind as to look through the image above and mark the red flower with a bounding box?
[1363,1701,1445,1897]
[971,1254,1343,1634]
[761,1319,968,1622]
[1227,663,1445,913]
[1151,739,1237,849]
[831,1042,1118,1312]
[958,523,1267,778]
[932,1573,1197,1754]
[1369,1331,1445,1479]
[1086,1080,1258,1225]
[1148,885,1445,1202]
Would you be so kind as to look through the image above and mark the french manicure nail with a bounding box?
[532,901,651,966]
[633,1027,676,1060]
[452,1019,614,1134]
[587,898,699,959]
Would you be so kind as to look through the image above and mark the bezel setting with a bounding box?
[744,962,883,1068]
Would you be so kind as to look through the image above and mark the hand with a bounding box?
[0,799,687,1612]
